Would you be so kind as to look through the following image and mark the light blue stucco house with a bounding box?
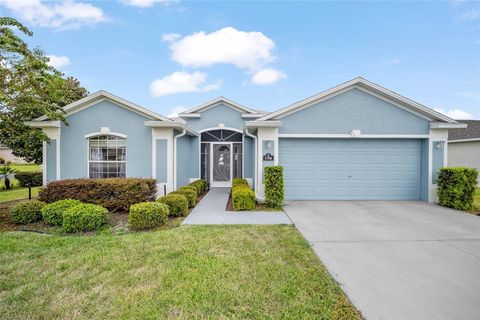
[28,77,466,202]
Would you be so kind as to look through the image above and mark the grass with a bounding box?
[0,180,40,203]
[0,225,360,319]
[9,164,41,172]
[0,164,42,202]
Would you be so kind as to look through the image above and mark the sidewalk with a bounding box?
[182,187,292,225]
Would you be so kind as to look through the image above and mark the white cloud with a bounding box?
[167,106,187,118]
[251,68,286,85]
[435,108,474,120]
[167,27,276,71]
[46,55,70,68]
[164,27,285,85]
[0,0,107,30]
[161,33,181,42]
[121,0,176,7]
[149,71,220,97]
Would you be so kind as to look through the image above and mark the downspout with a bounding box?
[173,129,187,191]
[245,127,258,197]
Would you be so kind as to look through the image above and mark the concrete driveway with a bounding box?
[284,201,480,320]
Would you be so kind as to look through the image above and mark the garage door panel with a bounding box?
[280,138,422,200]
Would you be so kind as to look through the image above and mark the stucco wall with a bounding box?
[279,88,430,134]
[181,103,245,131]
[175,134,199,187]
[60,100,153,179]
[448,141,480,171]
[46,139,57,182]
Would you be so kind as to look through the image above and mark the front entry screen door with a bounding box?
[212,144,231,186]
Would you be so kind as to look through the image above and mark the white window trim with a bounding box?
[86,134,127,179]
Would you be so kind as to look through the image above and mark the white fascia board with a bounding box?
[258,77,457,123]
[144,121,199,136]
[178,113,201,118]
[430,122,467,129]
[245,120,282,128]
[25,120,61,128]
[278,133,429,139]
[180,96,261,115]
[36,91,172,122]
[448,138,480,143]
[241,113,266,118]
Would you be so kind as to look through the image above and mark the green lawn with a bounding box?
[0,225,359,319]
[0,164,42,202]
[9,164,42,172]
[0,186,40,203]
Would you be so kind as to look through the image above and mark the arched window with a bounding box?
[88,135,126,178]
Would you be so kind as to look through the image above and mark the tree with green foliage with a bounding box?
[0,17,88,163]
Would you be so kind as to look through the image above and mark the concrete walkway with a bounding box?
[182,188,292,225]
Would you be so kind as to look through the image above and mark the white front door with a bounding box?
[210,143,232,187]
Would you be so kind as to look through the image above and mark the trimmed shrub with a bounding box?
[437,167,478,210]
[232,186,256,211]
[39,178,156,213]
[62,203,109,233]
[129,202,169,231]
[15,172,43,187]
[179,186,198,196]
[41,199,81,226]
[157,194,189,217]
[188,179,208,195]
[232,178,248,188]
[171,189,197,208]
[188,181,203,195]
[10,201,45,224]
[264,166,284,209]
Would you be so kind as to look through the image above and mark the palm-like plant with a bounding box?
[0,164,18,190]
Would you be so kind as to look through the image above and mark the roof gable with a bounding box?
[178,97,265,118]
[35,91,172,122]
[259,77,457,123]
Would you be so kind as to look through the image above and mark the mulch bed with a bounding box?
[0,190,210,233]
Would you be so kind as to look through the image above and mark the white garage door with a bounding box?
[279,139,422,200]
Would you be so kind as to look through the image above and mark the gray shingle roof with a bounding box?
[448,120,480,141]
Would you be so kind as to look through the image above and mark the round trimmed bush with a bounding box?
[41,199,81,226]
[157,194,189,217]
[171,189,197,208]
[10,201,45,224]
[62,203,109,233]
[129,202,169,231]
[188,181,202,195]
[179,185,198,196]
[232,186,256,211]
[232,178,248,188]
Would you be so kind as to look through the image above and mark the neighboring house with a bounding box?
[27,77,466,202]
[448,120,480,179]
[0,145,28,164]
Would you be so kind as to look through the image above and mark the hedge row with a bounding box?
[153,179,208,219]
[39,178,157,213]
[437,167,478,210]
[231,178,256,211]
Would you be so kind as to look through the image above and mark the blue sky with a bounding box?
[1,0,479,119]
